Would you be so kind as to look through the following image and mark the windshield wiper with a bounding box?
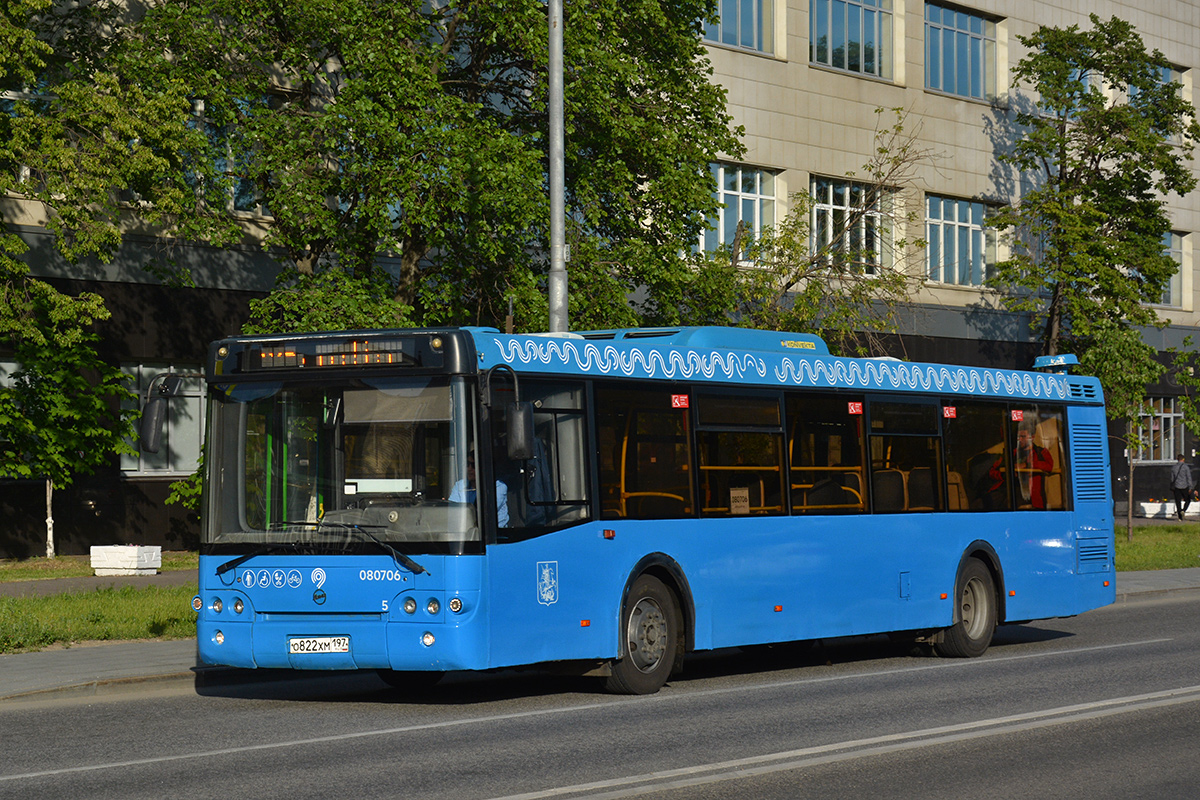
[318,521,428,576]
[215,542,303,576]
[215,521,428,577]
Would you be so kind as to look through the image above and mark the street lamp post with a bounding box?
[547,0,568,333]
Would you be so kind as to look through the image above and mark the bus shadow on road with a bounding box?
[191,624,1077,705]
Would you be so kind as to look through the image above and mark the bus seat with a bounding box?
[806,478,844,510]
[872,469,906,513]
[946,471,968,510]
[906,467,937,511]
[1036,417,1064,509]
[627,493,687,519]
[842,470,863,498]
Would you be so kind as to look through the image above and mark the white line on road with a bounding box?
[483,685,1200,800]
[0,637,1177,784]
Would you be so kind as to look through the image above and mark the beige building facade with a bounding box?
[703,0,1200,324]
[701,0,1200,506]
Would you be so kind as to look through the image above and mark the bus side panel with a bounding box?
[484,524,627,668]
[482,516,964,667]
[483,508,1111,669]
[1006,403,1116,620]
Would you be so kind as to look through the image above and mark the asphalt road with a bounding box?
[2,590,1199,800]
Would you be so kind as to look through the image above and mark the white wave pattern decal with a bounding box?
[493,339,1068,399]
[497,339,769,381]
[773,359,1069,398]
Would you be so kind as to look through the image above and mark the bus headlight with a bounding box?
[426,599,440,615]
[449,597,463,613]
[422,632,435,647]
[191,596,203,611]
[233,598,244,614]
[214,630,225,645]
[211,597,223,614]
[403,597,417,615]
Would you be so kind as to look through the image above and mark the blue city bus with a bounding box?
[160,326,1115,694]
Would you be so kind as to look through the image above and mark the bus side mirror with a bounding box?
[507,402,534,460]
[140,376,184,453]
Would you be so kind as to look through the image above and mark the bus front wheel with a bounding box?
[605,575,680,695]
[935,558,997,659]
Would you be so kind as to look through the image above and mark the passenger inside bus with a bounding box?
[449,452,509,527]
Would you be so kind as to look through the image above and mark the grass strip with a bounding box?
[0,552,198,583]
[0,526,1193,654]
[0,583,198,654]
[1114,524,1200,571]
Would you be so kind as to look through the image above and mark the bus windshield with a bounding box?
[204,375,479,552]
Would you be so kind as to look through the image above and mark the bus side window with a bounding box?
[696,393,785,517]
[493,381,590,539]
[595,385,695,520]
[786,394,867,514]
[1011,406,1068,511]
[942,402,1011,512]
[868,401,943,513]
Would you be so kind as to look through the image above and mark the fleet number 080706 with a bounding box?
[288,636,350,654]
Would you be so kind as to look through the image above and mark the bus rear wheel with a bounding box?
[605,575,680,695]
[935,558,997,658]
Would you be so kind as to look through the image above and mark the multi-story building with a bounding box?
[702,0,1200,512]
[0,201,275,558]
[2,0,1194,556]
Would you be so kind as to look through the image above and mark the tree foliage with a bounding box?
[0,336,135,487]
[989,14,1200,420]
[242,265,413,335]
[680,108,929,356]
[2,2,140,551]
[5,0,742,333]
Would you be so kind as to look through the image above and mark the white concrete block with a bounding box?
[90,545,162,576]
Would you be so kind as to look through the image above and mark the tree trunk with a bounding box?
[1044,282,1064,357]
[393,236,427,310]
[1126,448,1134,543]
[45,478,55,558]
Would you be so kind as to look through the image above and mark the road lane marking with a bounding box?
[0,637,1178,784]
[483,685,1200,800]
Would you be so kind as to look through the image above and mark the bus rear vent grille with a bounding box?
[1077,538,1111,573]
[1068,381,1099,400]
[1072,423,1108,502]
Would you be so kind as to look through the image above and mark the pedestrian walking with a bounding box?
[1170,453,1195,520]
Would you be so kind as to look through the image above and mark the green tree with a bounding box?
[989,15,1200,416]
[681,108,930,356]
[9,0,742,332]
[2,2,142,553]
[0,332,136,557]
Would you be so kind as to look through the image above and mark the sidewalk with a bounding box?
[3,566,1200,702]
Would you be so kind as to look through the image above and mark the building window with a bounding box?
[120,364,205,477]
[1133,397,1184,463]
[811,0,892,80]
[926,195,995,286]
[811,177,886,274]
[1161,231,1184,307]
[189,98,272,217]
[1129,65,1184,143]
[704,0,774,54]
[702,163,777,254]
[925,4,996,100]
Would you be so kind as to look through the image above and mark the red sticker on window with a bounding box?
[1012,410,1024,421]
[848,402,863,415]
[943,406,957,418]
[671,394,689,409]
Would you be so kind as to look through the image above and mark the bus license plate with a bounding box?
[288,636,350,654]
